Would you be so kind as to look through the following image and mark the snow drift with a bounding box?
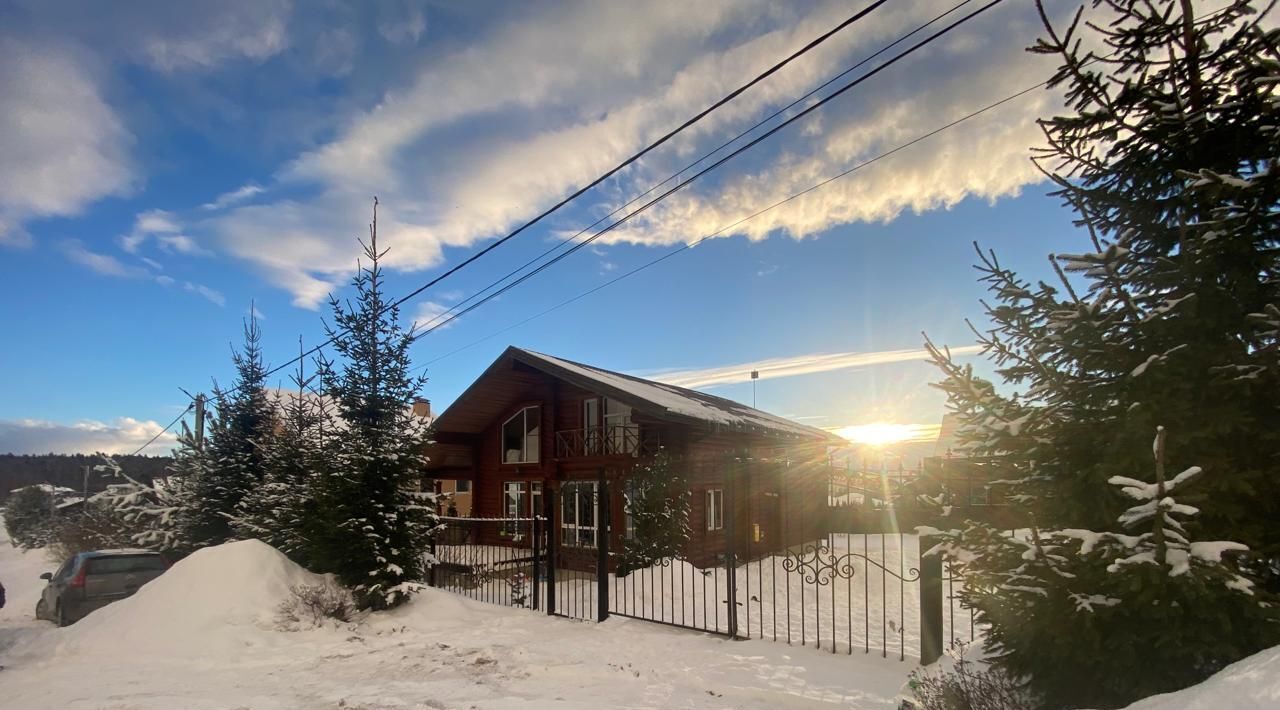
[1120,644,1280,710]
[59,539,328,657]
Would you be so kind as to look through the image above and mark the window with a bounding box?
[530,481,543,519]
[605,398,636,454]
[502,481,527,536]
[705,489,724,531]
[583,397,601,453]
[455,479,471,494]
[502,406,541,464]
[561,481,598,547]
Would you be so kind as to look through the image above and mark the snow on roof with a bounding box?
[83,548,160,557]
[514,348,839,442]
[10,483,78,496]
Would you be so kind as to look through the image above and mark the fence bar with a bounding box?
[724,458,739,638]
[544,489,557,616]
[919,535,944,665]
[596,468,609,623]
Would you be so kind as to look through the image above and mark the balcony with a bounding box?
[555,425,656,458]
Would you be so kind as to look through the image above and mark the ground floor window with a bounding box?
[455,479,471,493]
[705,488,724,531]
[561,481,598,547]
[503,481,527,536]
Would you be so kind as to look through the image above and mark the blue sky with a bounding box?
[0,0,1089,456]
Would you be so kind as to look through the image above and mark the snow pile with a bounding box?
[60,539,328,657]
[1121,644,1280,710]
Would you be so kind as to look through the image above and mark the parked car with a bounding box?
[35,550,168,626]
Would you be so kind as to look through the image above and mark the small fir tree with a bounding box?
[617,450,692,575]
[178,312,276,549]
[313,200,438,609]
[98,454,194,553]
[929,428,1276,708]
[232,340,330,568]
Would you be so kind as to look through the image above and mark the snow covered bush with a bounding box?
[47,497,139,561]
[928,429,1278,709]
[3,485,59,549]
[907,644,1028,710]
[275,580,356,630]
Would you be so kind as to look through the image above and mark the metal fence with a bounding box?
[425,464,981,666]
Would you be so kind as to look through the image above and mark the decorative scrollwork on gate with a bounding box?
[781,543,922,586]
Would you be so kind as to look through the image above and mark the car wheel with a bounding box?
[35,598,46,621]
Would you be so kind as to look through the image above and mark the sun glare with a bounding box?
[834,422,938,447]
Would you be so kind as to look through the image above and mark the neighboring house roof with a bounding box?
[434,346,842,444]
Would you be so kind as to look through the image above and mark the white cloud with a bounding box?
[0,39,135,245]
[413,300,456,332]
[198,0,1068,306]
[201,183,265,211]
[182,281,226,306]
[377,2,427,46]
[120,209,211,256]
[60,240,146,279]
[0,417,181,456]
[138,2,290,72]
[645,344,984,389]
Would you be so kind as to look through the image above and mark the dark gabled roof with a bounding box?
[432,346,841,444]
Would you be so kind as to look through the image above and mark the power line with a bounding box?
[411,0,981,336]
[414,77,1049,372]
[130,403,194,456]
[254,1,891,385]
[406,0,1007,343]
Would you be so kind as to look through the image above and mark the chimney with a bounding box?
[412,398,432,419]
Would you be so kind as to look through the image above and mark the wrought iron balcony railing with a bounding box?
[555,425,655,458]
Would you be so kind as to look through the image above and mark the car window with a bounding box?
[85,556,167,574]
[52,559,73,581]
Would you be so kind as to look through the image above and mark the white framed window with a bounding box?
[530,481,543,519]
[561,481,598,547]
[623,479,638,541]
[705,489,724,531]
[604,398,636,454]
[502,406,541,464]
[455,479,471,494]
[503,481,527,535]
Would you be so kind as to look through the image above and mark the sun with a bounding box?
[833,422,936,447]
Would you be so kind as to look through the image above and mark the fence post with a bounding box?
[724,457,739,638]
[428,531,437,588]
[531,513,541,612]
[919,535,944,665]
[596,467,610,623]
[545,484,557,616]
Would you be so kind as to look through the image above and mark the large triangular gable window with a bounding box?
[502,406,541,464]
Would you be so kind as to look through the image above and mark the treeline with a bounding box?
[0,454,171,501]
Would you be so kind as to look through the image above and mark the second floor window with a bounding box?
[502,406,541,464]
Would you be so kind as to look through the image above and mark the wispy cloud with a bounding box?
[183,281,226,306]
[120,209,211,255]
[646,344,983,389]
[412,300,456,331]
[202,183,265,211]
[0,416,181,455]
[61,240,147,278]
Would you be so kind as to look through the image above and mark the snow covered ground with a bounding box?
[0,527,913,709]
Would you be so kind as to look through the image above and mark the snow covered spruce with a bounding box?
[82,203,440,611]
[919,1,1280,707]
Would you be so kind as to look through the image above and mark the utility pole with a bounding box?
[750,370,759,408]
[194,393,206,451]
[82,465,91,510]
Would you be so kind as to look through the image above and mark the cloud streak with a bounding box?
[647,344,983,389]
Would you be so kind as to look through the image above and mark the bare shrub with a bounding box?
[907,645,1030,710]
[275,580,356,630]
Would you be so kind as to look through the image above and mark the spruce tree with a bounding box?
[232,340,329,568]
[181,312,275,548]
[927,0,1280,584]
[617,450,692,575]
[314,200,437,610]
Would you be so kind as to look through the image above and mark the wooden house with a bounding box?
[424,346,842,568]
